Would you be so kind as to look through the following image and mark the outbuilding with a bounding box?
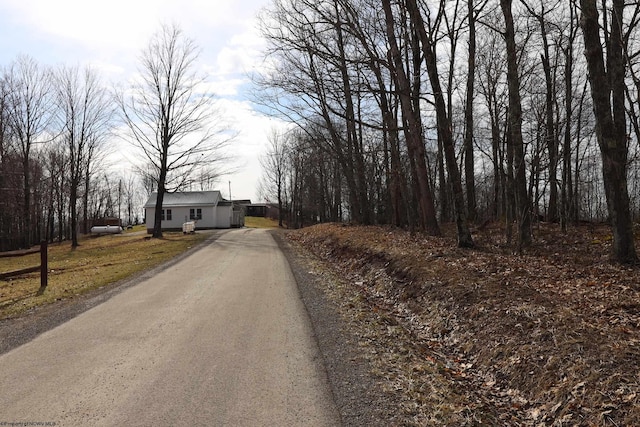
[144,191,245,233]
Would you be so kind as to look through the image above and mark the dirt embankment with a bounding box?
[287,222,639,426]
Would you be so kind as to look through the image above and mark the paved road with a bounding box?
[0,228,341,426]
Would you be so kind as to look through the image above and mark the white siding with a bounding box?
[169,207,216,228]
[146,207,184,230]
[215,205,232,228]
[145,206,233,230]
[144,191,238,231]
[197,206,216,228]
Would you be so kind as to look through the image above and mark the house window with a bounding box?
[161,209,172,221]
[190,208,202,220]
[166,209,172,221]
[161,210,165,221]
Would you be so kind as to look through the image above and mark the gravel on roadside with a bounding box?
[273,230,401,426]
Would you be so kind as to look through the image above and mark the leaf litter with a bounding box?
[286,222,639,426]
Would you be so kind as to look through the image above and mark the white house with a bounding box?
[144,191,244,233]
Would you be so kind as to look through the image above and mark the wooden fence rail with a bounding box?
[0,241,48,291]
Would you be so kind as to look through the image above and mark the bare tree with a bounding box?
[120,173,141,226]
[476,25,509,221]
[405,0,474,247]
[0,78,15,250]
[258,0,374,224]
[561,1,580,231]
[382,0,440,236]
[3,55,54,248]
[464,0,481,222]
[260,128,289,227]
[55,65,113,247]
[41,141,67,243]
[500,0,532,250]
[117,23,233,238]
[579,0,638,263]
[521,0,562,223]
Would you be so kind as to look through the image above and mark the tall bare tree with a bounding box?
[405,0,474,247]
[260,128,290,227]
[117,23,233,238]
[382,0,440,236]
[500,0,532,250]
[579,0,637,263]
[561,2,580,231]
[464,0,480,222]
[4,56,54,248]
[55,65,113,247]
[522,0,561,223]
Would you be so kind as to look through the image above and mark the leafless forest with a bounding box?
[257,0,640,263]
[0,25,227,250]
[3,1,640,262]
[0,56,127,251]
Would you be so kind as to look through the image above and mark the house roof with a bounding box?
[144,191,224,208]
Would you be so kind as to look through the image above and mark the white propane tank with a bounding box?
[90,225,123,234]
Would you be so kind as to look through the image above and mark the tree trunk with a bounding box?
[561,6,577,232]
[542,50,559,223]
[70,178,79,247]
[437,135,449,221]
[406,0,474,248]
[579,0,637,263]
[22,156,31,248]
[505,120,515,245]
[501,0,532,250]
[153,149,168,238]
[464,0,477,222]
[83,170,90,234]
[334,4,369,224]
[382,0,440,236]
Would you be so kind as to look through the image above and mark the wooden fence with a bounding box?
[0,241,48,292]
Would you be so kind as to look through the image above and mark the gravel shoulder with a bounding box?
[282,222,640,426]
[273,229,402,426]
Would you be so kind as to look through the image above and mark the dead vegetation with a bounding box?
[0,231,209,320]
[287,222,640,426]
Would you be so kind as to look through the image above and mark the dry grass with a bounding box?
[244,216,280,228]
[0,231,208,320]
[288,222,640,426]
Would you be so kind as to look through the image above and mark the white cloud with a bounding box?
[215,46,252,76]
[201,79,244,97]
[2,1,156,49]
[0,0,278,202]
[0,0,268,48]
[0,0,270,70]
[215,99,290,201]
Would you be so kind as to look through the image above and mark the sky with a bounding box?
[0,0,285,202]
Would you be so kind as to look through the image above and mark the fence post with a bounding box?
[39,240,48,291]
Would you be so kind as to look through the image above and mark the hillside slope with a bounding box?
[287,223,639,426]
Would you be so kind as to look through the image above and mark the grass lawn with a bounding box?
[0,230,209,320]
[244,216,280,228]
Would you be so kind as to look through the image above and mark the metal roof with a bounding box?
[144,191,223,208]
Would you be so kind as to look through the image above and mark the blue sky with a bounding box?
[0,0,284,202]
